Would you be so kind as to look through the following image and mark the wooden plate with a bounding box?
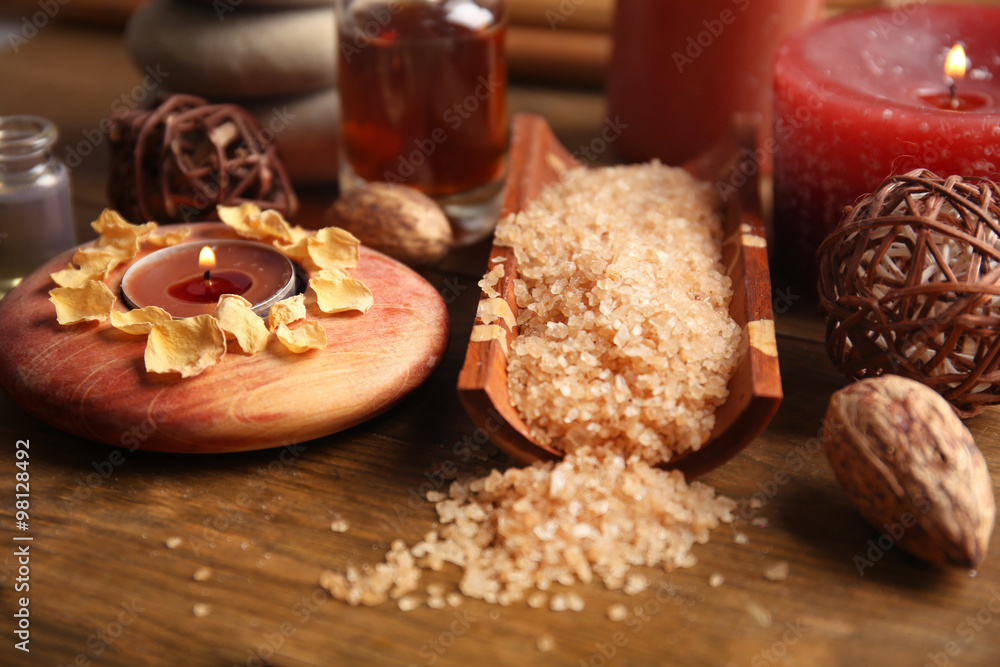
[0,223,449,452]
[457,114,782,478]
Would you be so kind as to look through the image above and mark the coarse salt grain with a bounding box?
[763,560,790,582]
[193,567,212,582]
[330,518,350,533]
[708,573,725,588]
[398,596,421,612]
[192,603,210,617]
[497,163,740,464]
[537,635,556,652]
[607,603,628,622]
[166,536,182,549]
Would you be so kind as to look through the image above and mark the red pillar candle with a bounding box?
[773,4,1000,286]
[121,240,296,318]
[607,0,822,166]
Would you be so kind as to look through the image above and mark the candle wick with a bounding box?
[204,269,211,283]
[948,79,959,110]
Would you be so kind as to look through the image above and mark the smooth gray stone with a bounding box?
[126,0,337,99]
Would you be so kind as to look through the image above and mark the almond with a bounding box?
[823,375,995,568]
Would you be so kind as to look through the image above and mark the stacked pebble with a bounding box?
[125,0,340,184]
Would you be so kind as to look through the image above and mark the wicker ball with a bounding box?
[817,168,1000,417]
[107,94,298,224]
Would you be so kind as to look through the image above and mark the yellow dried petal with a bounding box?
[310,268,374,314]
[215,294,269,354]
[273,224,313,263]
[217,203,263,238]
[274,237,310,263]
[276,320,326,353]
[49,280,116,325]
[110,306,172,335]
[50,264,102,288]
[144,314,226,378]
[91,209,157,250]
[257,209,294,244]
[306,227,360,270]
[147,227,192,247]
[268,294,307,331]
[71,244,135,279]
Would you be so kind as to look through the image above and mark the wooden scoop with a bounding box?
[457,114,782,478]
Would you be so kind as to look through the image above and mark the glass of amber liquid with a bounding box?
[335,0,507,245]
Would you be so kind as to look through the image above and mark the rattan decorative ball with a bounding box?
[817,168,1000,417]
[108,94,298,224]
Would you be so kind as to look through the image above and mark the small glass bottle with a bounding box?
[0,116,75,297]
[335,0,507,245]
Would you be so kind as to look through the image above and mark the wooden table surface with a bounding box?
[2,18,1000,667]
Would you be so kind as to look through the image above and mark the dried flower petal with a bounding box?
[91,209,157,251]
[49,280,116,325]
[310,268,374,314]
[110,306,172,335]
[217,203,264,238]
[268,294,306,331]
[147,227,192,246]
[307,227,360,270]
[215,294,269,354]
[276,320,326,353]
[144,314,226,377]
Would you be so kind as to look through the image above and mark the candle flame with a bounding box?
[198,246,216,270]
[945,44,967,81]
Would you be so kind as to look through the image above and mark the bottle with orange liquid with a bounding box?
[336,0,507,244]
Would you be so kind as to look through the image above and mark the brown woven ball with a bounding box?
[107,94,298,224]
[817,168,1000,417]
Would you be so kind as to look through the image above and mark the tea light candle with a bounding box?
[773,4,1000,285]
[121,240,297,318]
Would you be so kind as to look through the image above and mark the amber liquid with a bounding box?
[338,1,507,198]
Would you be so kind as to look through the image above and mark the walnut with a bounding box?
[325,184,452,268]
[823,375,995,568]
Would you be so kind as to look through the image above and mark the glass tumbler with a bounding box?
[0,116,75,298]
[335,0,508,245]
